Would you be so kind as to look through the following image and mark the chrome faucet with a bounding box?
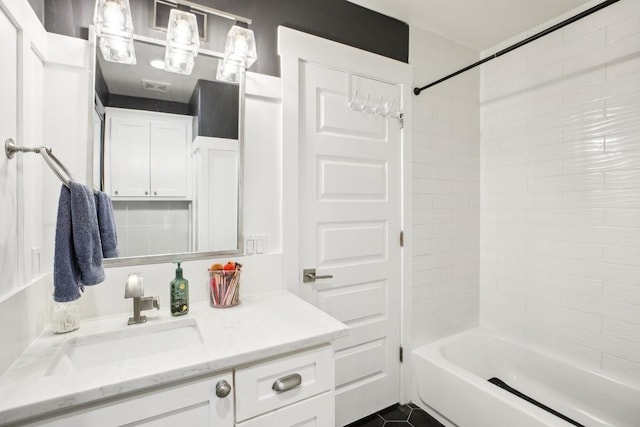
[124,273,160,325]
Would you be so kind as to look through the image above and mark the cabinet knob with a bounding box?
[215,379,232,398]
[145,191,148,195]
[114,190,119,195]
[154,191,157,195]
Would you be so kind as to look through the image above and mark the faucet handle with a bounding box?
[124,273,144,299]
[152,296,160,310]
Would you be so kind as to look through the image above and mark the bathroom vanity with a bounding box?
[0,291,348,426]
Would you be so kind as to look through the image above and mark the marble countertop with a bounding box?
[0,291,348,426]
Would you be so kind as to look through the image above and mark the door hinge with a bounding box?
[400,231,404,247]
[399,346,404,363]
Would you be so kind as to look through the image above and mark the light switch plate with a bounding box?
[244,234,265,255]
[246,239,255,254]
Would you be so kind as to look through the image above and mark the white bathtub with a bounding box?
[413,328,640,427]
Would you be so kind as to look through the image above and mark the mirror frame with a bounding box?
[88,26,246,267]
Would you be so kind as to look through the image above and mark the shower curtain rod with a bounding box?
[413,0,620,96]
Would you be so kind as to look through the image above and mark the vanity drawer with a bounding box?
[234,345,334,422]
[235,391,333,427]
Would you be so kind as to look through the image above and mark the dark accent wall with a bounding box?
[94,59,108,107]
[41,0,409,77]
[27,0,44,23]
[108,95,192,115]
[189,80,239,139]
[42,0,407,138]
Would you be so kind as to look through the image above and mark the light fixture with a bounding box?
[216,25,257,83]
[93,0,136,64]
[150,59,165,70]
[216,60,242,83]
[223,25,257,68]
[164,9,200,75]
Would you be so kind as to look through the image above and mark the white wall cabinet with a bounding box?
[105,108,193,200]
[27,371,234,427]
[192,136,239,252]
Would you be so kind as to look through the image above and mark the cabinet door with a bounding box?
[149,120,188,197]
[193,137,239,252]
[108,116,151,197]
[29,372,234,427]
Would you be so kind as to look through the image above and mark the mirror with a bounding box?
[92,28,245,266]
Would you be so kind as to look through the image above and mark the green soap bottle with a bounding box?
[170,262,189,316]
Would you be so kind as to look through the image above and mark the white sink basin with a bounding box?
[46,319,203,376]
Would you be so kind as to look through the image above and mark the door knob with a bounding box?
[303,268,334,283]
[215,379,231,398]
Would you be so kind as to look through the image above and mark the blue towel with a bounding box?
[53,182,105,302]
[95,191,119,258]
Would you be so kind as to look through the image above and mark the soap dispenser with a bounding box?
[170,262,189,316]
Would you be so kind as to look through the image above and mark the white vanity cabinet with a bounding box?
[27,371,234,427]
[0,293,348,427]
[104,108,193,200]
[24,346,335,427]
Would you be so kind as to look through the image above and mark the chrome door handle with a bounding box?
[303,268,334,283]
[272,373,302,392]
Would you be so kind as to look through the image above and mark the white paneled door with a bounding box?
[300,62,403,427]
[281,27,408,423]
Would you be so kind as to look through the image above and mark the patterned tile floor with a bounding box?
[345,403,444,427]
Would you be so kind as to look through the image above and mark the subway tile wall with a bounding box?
[410,27,480,347]
[112,201,190,257]
[480,0,640,384]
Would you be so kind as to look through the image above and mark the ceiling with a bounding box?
[99,40,223,104]
[347,0,597,50]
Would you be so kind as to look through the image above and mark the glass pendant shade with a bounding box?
[223,25,257,68]
[216,59,241,83]
[164,9,200,75]
[99,36,136,64]
[93,0,136,64]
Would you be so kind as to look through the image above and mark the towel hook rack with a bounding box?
[359,93,371,113]
[347,90,359,110]
[373,97,385,116]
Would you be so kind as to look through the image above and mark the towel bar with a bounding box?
[5,137,88,191]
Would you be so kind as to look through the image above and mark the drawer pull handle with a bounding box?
[272,373,302,392]
[215,379,232,398]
